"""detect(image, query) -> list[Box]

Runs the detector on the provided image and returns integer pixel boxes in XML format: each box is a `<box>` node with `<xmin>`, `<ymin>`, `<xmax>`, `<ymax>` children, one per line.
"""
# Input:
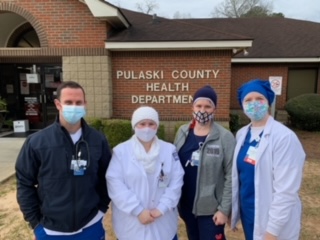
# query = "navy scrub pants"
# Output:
<box><xmin>179</xmin><ymin>208</ymin><xmax>226</xmax><ymax>240</ymax></box>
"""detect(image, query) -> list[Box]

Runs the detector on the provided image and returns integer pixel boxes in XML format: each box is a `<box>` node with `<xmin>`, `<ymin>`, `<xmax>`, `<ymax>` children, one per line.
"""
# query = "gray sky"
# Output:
<box><xmin>106</xmin><ymin>0</ymin><xmax>320</xmax><ymax>23</ymax></box>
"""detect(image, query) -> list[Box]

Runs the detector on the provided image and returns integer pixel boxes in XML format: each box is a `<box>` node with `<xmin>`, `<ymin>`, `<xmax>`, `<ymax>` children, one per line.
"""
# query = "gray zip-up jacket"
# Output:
<box><xmin>174</xmin><ymin>122</ymin><xmax>235</xmax><ymax>216</ymax></box>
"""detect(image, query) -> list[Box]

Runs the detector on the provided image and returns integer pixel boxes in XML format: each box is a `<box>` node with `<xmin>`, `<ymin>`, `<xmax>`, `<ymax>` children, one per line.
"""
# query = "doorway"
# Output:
<box><xmin>0</xmin><ymin>64</ymin><xmax>62</xmax><ymax>130</ymax></box>
<box><xmin>287</xmin><ymin>69</ymin><xmax>318</xmax><ymax>100</ymax></box>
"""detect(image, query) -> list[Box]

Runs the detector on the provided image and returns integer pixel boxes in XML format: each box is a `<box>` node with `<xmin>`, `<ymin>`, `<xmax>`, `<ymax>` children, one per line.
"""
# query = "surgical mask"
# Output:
<box><xmin>193</xmin><ymin>111</ymin><xmax>213</xmax><ymax>125</ymax></box>
<box><xmin>135</xmin><ymin>127</ymin><xmax>157</xmax><ymax>142</ymax></box>
<box><xmin>243</xmin><ymin>100</ymin><xmax>269</xmax><ymax>121</ymax></box>
<box><xmin>62</xmin><ymin>105</ymin><xmax>86</xmax><ymax>125</ymax></box>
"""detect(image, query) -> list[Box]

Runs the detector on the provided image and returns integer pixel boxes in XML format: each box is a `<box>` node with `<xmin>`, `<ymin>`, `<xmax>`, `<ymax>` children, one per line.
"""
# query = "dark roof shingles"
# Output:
<box><xmin>108</xmin><ymin>9</ymin><xmax>320</xmax><ymax>58</ymax></box>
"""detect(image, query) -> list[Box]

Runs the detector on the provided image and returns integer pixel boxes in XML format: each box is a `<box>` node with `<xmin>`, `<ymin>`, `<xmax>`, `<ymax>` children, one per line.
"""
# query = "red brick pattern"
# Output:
<box><xmin>231</xmin><ymin>63</ymin><xmax>320</xmax><ymax>109</ymax></box>
<box><xmin>112</xmin><ymin>50</ymin><xmax>232</xmax><ymax>121</ymax></box>
<box><xmin>231</xmin><ymin>63</ymin><xmax>288</xmax><ymax>109</ymax></box>
<box><xmin>0</xmin><ymin>0</ymin><xmax>107</xmax><ymax>48</ymax></box>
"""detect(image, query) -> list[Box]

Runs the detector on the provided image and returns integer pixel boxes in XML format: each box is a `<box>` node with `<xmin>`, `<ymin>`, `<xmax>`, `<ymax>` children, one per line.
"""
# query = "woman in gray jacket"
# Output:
<box><xmin>174</xmin><ymin>85</ymin><xmax>236</xmax><ymax>240</ymax></box>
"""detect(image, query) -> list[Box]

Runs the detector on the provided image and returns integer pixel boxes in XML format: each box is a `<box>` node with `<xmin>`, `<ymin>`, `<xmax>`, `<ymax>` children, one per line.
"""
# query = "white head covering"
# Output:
<box><xmin>131</xmin><ymin>106</ymin><xmax>159</xmax><ymax>129</ymax></box>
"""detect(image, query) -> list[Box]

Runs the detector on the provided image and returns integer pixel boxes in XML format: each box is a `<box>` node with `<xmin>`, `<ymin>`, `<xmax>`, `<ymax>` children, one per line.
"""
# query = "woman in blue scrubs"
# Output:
<box><xmin>230</xmin><ymin>79</ymin><xmax>305</xmax><ymax>240</ymax></box>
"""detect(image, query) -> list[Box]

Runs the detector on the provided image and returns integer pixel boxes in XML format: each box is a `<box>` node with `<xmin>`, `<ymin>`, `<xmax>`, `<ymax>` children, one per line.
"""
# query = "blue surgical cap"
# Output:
<box><xmin>237</xmin><ymin>79</ymin><xmax>275</xmax><ymax>107</ymax></box>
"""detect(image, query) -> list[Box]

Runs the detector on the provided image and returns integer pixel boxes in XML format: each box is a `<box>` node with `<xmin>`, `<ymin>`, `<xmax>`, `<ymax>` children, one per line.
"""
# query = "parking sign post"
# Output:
<box><xmin>269</xmin><ymin>76</ymin><xmax>283</xmax><ymax>118</ymax></box>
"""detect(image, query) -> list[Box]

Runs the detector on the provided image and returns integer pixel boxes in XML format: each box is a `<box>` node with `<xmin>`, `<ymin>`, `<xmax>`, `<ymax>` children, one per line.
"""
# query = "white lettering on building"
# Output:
<box><xmin>117</xmin><ymin>69</ymin><xmax>220</xmax><ymax>104</ymax></box>
<box><xmin>132</xmin><ymin>95</ymin><xmax>193</xmax><ymax>104</ymax></box>
<box><xmin>171</xmin><ymin>70</ymin><xmax>220</xmax><ymax>79</ymax></box>
<box><xmin>116</xmin><ymin>70</ymin><xmax>164</xmax><ymax>80</ymax></box>
<box><xmin>146</xmin><ymin>83</ymin><xmax>189</xmax><ymax>92</ymax></box>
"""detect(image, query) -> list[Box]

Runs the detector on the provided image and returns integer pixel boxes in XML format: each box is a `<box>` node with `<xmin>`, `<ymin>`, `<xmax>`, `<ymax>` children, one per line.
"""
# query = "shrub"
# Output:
<box><xmin>157</xmin><ymin>124</ymin><xmax>166</xmax><ymax>141</ymax></box>
<box><xmin>102</xmin><ymin>119</ymin><xmax>133</xmax><ymax>148</ymax></box>
<box><xmin>170</xmin><ymin>121</ymin><xmax>189</xmax><ymax>142</ymax></box>
<box><xmin>229</xmin><ymin>113</ymin><xmax>240</xmax><ymax>134</ymax></box>
<box><xmin>3</xmin><ymin>119</ymin><xmax>13</xmax><ymax>129</ymax></box>
<box><xmin>87</xmin><ymin>118</ymin><xmax>166</xmax><ymax>148</ymax></box>
<box><xmin>174</xmin><ymin>121</ymin><xmax>189</xmax><ymax>133</ymax></box>
<box><xmin>0</xmin><ymin>97</ymin><xmax>7</xmax><ymax>111</ymax></box>
<box><xmin>89</xmin><ymin>118</ymin><xmax>104</xmax><ymax>132</ymax></box>
<box><xmin>285</xmin><ymin>94</ymin><xmax>320</xmax><ymax>131</ymax></box>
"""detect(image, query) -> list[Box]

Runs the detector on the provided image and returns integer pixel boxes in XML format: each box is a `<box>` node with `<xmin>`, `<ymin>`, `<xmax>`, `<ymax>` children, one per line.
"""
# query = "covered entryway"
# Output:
<box><xmin>0</xmin><ymin>10</ymin><xmax>61</xmax><ymax>130</ymax></box>
<box><xmin>0</xmin><ymin>64</ymin><xmax>62</xmax><ymax>129</ymax></box>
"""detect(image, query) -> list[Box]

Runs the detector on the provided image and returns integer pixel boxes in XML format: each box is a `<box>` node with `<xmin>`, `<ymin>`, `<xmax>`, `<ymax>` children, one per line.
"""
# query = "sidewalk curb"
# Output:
<box><xmin>0</xmin><ymin>172</ymin><xmax>15</xmax><ymax>184</ymax></box>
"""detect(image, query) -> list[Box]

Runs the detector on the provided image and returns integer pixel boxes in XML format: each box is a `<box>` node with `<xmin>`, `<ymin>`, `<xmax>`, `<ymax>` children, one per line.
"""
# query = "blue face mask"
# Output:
<box><xmin>243</xmin><ymin>100</ymin><xmax>269</xmax><ymax>121</ymax></box>
<box><xmin>62</xmin><ymin>105</ymin><xmax>86</xmax><ymax>125</ymax></box>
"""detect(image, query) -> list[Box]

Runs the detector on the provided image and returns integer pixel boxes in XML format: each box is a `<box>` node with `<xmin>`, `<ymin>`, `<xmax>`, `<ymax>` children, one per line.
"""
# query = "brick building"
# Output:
<box><xmin>0</xmin><ymin>0</ymin><xmax>319</xmax><ymax>132</ymax></box>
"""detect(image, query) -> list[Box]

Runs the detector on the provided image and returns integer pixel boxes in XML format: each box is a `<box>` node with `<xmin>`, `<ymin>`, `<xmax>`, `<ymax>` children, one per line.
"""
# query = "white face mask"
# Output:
<box><xmin>134</xmin><ymin>127</ymin><xmax>157</xmax><ymax>142</ymax></box>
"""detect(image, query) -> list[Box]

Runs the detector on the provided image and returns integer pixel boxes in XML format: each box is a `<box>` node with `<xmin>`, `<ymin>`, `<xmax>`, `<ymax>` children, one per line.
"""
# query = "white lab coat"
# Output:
<box><xmin>231</xmin><ymin>116</ymin><xmax>305</xmax><ymax>240</ymax></box>
<box><xmin>106</xmin><ymin>137</ymin><xmax>184</xmax><ymax>240</ymax></box>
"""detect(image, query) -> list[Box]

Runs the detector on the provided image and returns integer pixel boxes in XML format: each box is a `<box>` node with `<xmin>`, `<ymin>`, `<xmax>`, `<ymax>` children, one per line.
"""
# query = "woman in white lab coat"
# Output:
<box><xmin>230</xmin><ymin>79</ymin><xmax>305</xmax><ymax>240</ymax></box>
<box><xmin>106</xmin><ymin>106</ymin><xmax>184</xmax><ymax>240</ymax></box>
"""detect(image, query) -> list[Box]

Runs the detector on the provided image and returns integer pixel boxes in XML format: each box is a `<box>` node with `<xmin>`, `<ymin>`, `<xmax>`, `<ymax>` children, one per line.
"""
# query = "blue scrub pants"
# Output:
<box><xmin>240</xmin><ymin>207</ymin><xmax>254</xmax><ymax>240</ymax></box>
<box><xmin>179</xmin><ymin>209</ymin><xmax>226</xmax><ymax>240</ymax></box>
<box><xmin>34</xmin><ymin>218</ymin><xmax>105</xmax><ymax>240</ymax></box>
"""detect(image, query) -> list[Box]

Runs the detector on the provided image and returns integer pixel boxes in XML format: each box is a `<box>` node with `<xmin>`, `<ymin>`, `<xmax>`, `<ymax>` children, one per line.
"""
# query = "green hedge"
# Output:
<box><xmin>87</xmin><ymin>118</ymin><xmax>165</xmax><ymax>148</ymax></box>
<box><xmin>87</xmin><ymin>118</ymin><xmax>235</xmax><ymax>147</ymax></box>
<box><xmin>229</xmin><ymin>113</ymin><xmax>241</xmax><ymax>135</ymax></box>
<box><xmin>285</xmin><ymin>93</ymin><xmax>320</xmax><ymax>131</ymax></box>
<box><xmin>174</xmin><ymin>121</ymin><xmax>188</xmax><ymax>133</ymax></box>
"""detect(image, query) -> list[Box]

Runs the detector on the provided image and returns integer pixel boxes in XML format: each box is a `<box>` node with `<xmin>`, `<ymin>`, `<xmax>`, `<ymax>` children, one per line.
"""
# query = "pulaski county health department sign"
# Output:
<box><xmin>116</xmin><ymin>69</ymin><xmax>220</xmax><ymax>104</ymax></box>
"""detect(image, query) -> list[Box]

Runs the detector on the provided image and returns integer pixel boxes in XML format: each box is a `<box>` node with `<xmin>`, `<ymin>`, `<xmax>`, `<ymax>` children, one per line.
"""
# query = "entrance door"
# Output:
<box><xmin>0</xmin><ymin>64</ymin><xmax>21</xmax><ymax>121</ymax></box>
<box><xmin>42</xmin><ymin>65</ymin><xmax>62</xmax><ymax>126</ymax></box>
<box><xmin>17</xmin><ymin>64</ymin><xmax>62</xmax><ymax>129</ymax></box>
<box><xmin>287</xmin><ymin>69</ymin><xmax>318</xmax><ymax>100</ymax></box>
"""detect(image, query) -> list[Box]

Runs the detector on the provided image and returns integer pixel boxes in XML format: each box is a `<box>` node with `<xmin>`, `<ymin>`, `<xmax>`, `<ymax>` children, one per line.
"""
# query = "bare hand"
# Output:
<box><xmin>150</xmin><ymin>209</ymin><xmax>163</xmax><ymax>219</ymax></box>
<box><xmin>138</xmin><ymin>209</ymin><xmax>154</xmax><ymax>225</ymax></box>
<box><xmin>213</xmin><ymin>211</ymin><xmax>228</xmax><ymax>225</ymax></box>
<box><xmin>232</xmin><ymin>226</ymin><xmax>238</xmax><ymax>232</ymax></box>
<box><xmin>264</xmin><ymin>232</ymin><xmax>277</xmax><ymax>240</ymax></box>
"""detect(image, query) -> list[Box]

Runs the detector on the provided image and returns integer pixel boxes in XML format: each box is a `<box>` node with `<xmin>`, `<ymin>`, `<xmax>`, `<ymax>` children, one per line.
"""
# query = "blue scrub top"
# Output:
<box><xmin>178</xmin><ymin>129</ymin><xmax>206</xmax><ymax>210</ymax></box>
<box><xmin>237</xmin><ymin>129</ymin><xmax>263</xmax><ymax>240</ymax></box>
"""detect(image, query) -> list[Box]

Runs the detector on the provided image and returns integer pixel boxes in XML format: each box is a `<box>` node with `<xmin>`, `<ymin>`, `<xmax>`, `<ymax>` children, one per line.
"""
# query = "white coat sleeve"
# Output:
<box><xmin>106</xmin><ymin>149</ymin><xmax>144</xmax><ymax>216</ymax></box>
<box><xmin>266</xmin><ymin>131</ymin><xmax>305</xmax><ymax>236</ymax></box>
<box><xmin>156</xmin><ymin>149</ymin><xmax>184</xmax><ymax>214</ymax></box>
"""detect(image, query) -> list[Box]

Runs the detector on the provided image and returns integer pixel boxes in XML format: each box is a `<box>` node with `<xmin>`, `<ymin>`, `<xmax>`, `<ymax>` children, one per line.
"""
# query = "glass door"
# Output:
<box><xmin>41</xmin><ymin>65</ymin><xmax>62</xmax><ymax>126</ymax></box>
<box><xmin>18</xmin><ymin>64</ymin><xmax>42</xmax><ymax>129</ymax></box>
<box><xmin>17</xmin><ymin>64</ymin><xmax>62</xmax><ymax>129</ymax></box>
<box><xmin>0</xmin><ymin>64</ymin><xmax>21</xmax><ymax>121</ymax></box>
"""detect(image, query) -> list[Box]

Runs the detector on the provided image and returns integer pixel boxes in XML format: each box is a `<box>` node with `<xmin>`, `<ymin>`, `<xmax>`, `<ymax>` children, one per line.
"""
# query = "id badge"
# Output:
<box><xmin>244</xmin><ymin>146</ymin><xmax>258</xmax><ymax>165</ymax></box>
<box><xmin>73</xmin><ymin>168</ymin><xmax>84</xmax><ymax>176</ymax></box>
<box><xmin>70</xmin><ymin>160</ymin><xmax>87</xmax><ymax>176</ymax></box>
<box><xmin>158</xmin><ymin>176</ymin><xmax>169</xmax><ymax>188</ymax></box>
<box><xmin>190</xmin><ymin>150</ymin><xmax>200</xmax><ymax>167</ymax></box>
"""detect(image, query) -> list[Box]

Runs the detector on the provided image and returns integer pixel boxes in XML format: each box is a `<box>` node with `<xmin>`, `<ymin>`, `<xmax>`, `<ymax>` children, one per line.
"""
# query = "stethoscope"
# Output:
<box><xmin>74</xmin><ymin>136</ymin><xmax>91</xmax><ymax>170</ymax></box>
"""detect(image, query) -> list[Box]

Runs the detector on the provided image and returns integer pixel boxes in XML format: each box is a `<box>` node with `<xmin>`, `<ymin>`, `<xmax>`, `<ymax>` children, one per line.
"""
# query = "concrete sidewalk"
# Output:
<box><xmin>0</xmin><ymin>134</ymin><xmax>26</xmax><ymax>183</ymax></box>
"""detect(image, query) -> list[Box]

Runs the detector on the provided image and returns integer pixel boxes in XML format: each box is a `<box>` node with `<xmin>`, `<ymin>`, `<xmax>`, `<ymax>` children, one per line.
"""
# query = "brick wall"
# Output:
<box><xmin>230</xmin><ymin>63</ymin><xmax>288</xmax><ymax>109</ymax></box>
<box><xmin>112</xmin><ymin>50</ymin><xmax>232</xmax><ymax>121</ymax></box>
<box><xmin>0</xmin><ymin>0</ymin><xmax>107</xmax><ymax>48</ymax></box>
<box><xmin>231</xmin><ymin>62</ymin><xmax>320</xmax><ymax>110</ymax></box>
